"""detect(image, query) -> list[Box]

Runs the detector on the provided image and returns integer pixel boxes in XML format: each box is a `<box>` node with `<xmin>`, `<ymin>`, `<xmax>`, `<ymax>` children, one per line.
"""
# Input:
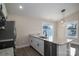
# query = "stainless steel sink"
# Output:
<box><xmin>39</xmin><ymin>36</ymin><xmax>47</xmax><ymax>39</ymax></box>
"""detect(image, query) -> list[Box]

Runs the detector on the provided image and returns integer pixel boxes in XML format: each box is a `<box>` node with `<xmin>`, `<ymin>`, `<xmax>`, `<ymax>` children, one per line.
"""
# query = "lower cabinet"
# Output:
<box><xmin>44</xmin><ymin>40</ymin><xmax>70</xmax><ymax>56</ymax></box>
<box><xmin>57</xmin><ymin>43</ymin><xmax>70</xmax><ymax>56</ymax></box>
<box><xmin>44</xmin><ymin>40</ymin><xmax>50</xmax><ymax>56</ymax></box>
<box><xmin>0</xmin><ymin>47</ymin><xmax>14</xmax><ymax>56</ymax></box>
<box><xmin>30</xmin><ymin>35</ymin><xmax>70</xmax><ymax>56</ymax></box>
<box><xmin>30</xmin><ymin>36</ymin><xmax>44</xmax><ymax>55</ymax></box>
<box><xmin>44</xmin><ymin>40</ymin><xmax>57</xmax><ymax>56</ymax></box>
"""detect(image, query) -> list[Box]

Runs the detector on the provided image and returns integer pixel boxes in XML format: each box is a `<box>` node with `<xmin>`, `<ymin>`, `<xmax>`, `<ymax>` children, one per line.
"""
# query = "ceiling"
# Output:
<box><xmin>6</xmin><ymin>3</ymin><xmax>79</xmax><ymax>21</ymax></box>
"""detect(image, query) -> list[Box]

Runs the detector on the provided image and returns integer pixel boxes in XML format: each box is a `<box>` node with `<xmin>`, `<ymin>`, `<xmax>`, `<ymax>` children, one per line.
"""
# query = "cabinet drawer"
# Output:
<box><xmin>0</xmin><ymin>41</ymin><xmax>14</xmax><ymax>49</ymax></box>
<box><xmin>0</xmin><ymin>47</ymin><xmax>14</xmax><ymax>56</ymax></box>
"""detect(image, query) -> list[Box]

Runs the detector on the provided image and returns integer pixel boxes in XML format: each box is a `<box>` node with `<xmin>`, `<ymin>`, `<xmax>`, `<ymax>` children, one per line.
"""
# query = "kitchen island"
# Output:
<box><xmin>29</xmin><ymin>35</ymin><xmax>71</xmax><ymax>56</ymax></box>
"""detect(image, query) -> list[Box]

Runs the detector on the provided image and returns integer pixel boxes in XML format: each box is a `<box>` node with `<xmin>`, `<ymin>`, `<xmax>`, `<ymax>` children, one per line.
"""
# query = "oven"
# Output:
<box><xmin>0</xmin><ymin>39</ymin><xmax>15</xmax><ymax>56</ymax></box>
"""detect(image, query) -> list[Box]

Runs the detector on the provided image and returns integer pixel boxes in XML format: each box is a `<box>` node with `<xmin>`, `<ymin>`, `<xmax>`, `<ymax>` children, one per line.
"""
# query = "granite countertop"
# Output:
<box><xmin>30</xmin><ymin>34</ymin><xmax>79</xmax><ymax>45</ymax></box>
<box><xmin>30</xmin><ymin>35</ymin><xmax>70</xmax><ymax>45</ymax></box>
<box><xmin>70</xmin><ymin>39</ymin><xmax>79</xmax><ymax>45</ymax></box>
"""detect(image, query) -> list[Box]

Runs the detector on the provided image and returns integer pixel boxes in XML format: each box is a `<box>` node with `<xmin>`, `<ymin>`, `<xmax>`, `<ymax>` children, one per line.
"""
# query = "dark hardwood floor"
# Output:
<box><xmin>15</xmin><ymin>46</ymin><xmax>41</xmax><ymax>56</ymax></box>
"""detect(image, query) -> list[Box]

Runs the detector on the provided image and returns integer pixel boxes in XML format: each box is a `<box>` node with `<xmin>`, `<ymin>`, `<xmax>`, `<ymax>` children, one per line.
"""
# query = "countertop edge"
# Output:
<box><xmin>30</xmin><ymin>35</ymin><xmax>70</xmax><ymax>45</ymax></box>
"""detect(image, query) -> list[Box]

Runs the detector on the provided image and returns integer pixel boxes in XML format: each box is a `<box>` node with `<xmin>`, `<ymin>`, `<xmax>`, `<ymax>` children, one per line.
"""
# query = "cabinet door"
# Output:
<box><xmin>44</xmin><ymin>40</ymin><xmax>57</xmax><ymax>56</ymax></box>
<box><xmin>38</xmin><ymin>40</ymin><xmax>44</xmax><ymax>52</ymax></box>
<box><xmin>57</xmin><ymin>44</ymin><xmax>68</xmax><ymax>56</ymax></box>
<box><xmin>0</xmin><ymin>47</ymin><xmax>14</xmax><ymax>56</ymax></box>
<box><xmin>44</xmin><ymin>40</ymin><xmax>50</xmax><ymax>56</ymax></box>
<box><xmin>36</xmin><ymin>39</ymin><xmax>44</xmax><ymax>55</ymax></box>
<box><xmin>52</xmin><ymin>43</ymin><xmax>57</xmax><ymax>56</ymax></box>
<box><xmin>31</xmin><ymin>37</ymin><xmax>37</xmax><ymax>50</ymax></box>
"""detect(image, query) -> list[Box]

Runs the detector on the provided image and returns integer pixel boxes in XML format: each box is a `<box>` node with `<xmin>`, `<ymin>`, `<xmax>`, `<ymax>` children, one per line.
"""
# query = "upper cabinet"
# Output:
<box><xmin>0</xmin><ymin>3</ymin><xmax>7</xmax><ymax>19</ymax></box>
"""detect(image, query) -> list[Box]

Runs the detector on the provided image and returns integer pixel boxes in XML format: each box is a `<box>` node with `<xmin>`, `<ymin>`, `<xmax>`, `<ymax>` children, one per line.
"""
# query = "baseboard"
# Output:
<box><xmin>16</xmin><ymin>44</ymin><xmax>30</xmax><ymax>48</ymax></box>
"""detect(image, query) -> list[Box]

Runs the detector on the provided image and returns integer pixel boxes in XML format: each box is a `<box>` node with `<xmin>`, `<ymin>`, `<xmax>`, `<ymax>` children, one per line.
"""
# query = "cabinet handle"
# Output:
<box><xmin>0</xmin><ymin>4</ymin><xmax>2</xmax><ymax>10</ymax></box>
<box><xmin>31</xmin><ymin>40</ymin><xmax>32</xmax><ymax>42</ymax></box>
<box><xmin>37</xmin><ymin>43</ymin><xmax>39</xmax><ymax>47</ymax></box>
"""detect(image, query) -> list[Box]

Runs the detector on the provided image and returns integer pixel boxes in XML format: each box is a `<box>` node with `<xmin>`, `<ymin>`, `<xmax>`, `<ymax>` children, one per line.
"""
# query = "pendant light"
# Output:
<box><xmin>60</xmin><ymin>9</ymin><xmax>66</xmax><ymax>23</ymax></box>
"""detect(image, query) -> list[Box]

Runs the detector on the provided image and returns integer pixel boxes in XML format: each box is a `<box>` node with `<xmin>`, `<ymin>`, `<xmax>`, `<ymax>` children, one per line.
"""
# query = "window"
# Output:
<box><xmin>42</xmin><ymin>22</ymin><xmax>54</xmax><ymax>41</ymax></box>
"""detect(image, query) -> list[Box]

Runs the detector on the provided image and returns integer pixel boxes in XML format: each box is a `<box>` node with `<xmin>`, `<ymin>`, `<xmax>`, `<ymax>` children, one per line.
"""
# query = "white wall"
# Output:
<box><xmin>57</xmin><ymin>11</ymin><xmax>79</xmax><ymax>42</ymax></box>
<box><xmin>7</xmin><ymin>11</ymin><xmax>79</xmax><ymax>48</ymax></box>
<box><xmin>7</xmin><ymin>14</ymin><xmax>57</xmax><ymax>48</ymax></box>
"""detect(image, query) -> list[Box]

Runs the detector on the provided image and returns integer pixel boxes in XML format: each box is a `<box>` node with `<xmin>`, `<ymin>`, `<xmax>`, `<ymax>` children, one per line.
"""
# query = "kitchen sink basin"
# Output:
<box><xmin>39</xmin><ymin>36</ymin><xmax>47</xmax><ymax>39</ymax></box>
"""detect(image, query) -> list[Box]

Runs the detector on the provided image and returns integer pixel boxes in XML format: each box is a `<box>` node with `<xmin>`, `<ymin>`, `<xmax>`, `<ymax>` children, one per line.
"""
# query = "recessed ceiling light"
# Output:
<box><xmin>60</xmin><ymin>20</ymin><xmax>64</xmax><ymax>23</ymax></box>
<box><xmin>19</xmin><ymin>5</ymin><xmax>23</xmax><ymax>9</ymax></box>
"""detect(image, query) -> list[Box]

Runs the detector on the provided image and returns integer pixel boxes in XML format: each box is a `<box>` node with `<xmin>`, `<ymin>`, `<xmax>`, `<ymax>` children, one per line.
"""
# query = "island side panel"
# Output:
<box><xmin>57</xmin><ymin>43</ymin><xmax>70</xmax><ymax>56</ymax></box>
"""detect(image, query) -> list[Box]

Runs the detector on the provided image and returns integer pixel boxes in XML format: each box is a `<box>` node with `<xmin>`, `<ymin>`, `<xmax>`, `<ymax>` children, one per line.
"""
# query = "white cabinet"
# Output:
<box><xmin>0</xmin><ymin>47</ymin><xmax>14</xmax><ymax>56</ymax></box>
<box><xmin>31</xmin><ymin>37</ymin><xmax>37</xmax><ymax>50</ymax></box>
<box><xmin>57</xmin><ymin>43</ymin><xmax>70</xmax><ymax>56</ymax></box>
<box><xmin>30</xmin><ymin>36</ymin><xmax>44</xmax><ymax>55</ymax></box>
<box><xmin>30</xmin><ymin>36</ymin><xmax>70</xmax><ymax>56</ymax></box>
